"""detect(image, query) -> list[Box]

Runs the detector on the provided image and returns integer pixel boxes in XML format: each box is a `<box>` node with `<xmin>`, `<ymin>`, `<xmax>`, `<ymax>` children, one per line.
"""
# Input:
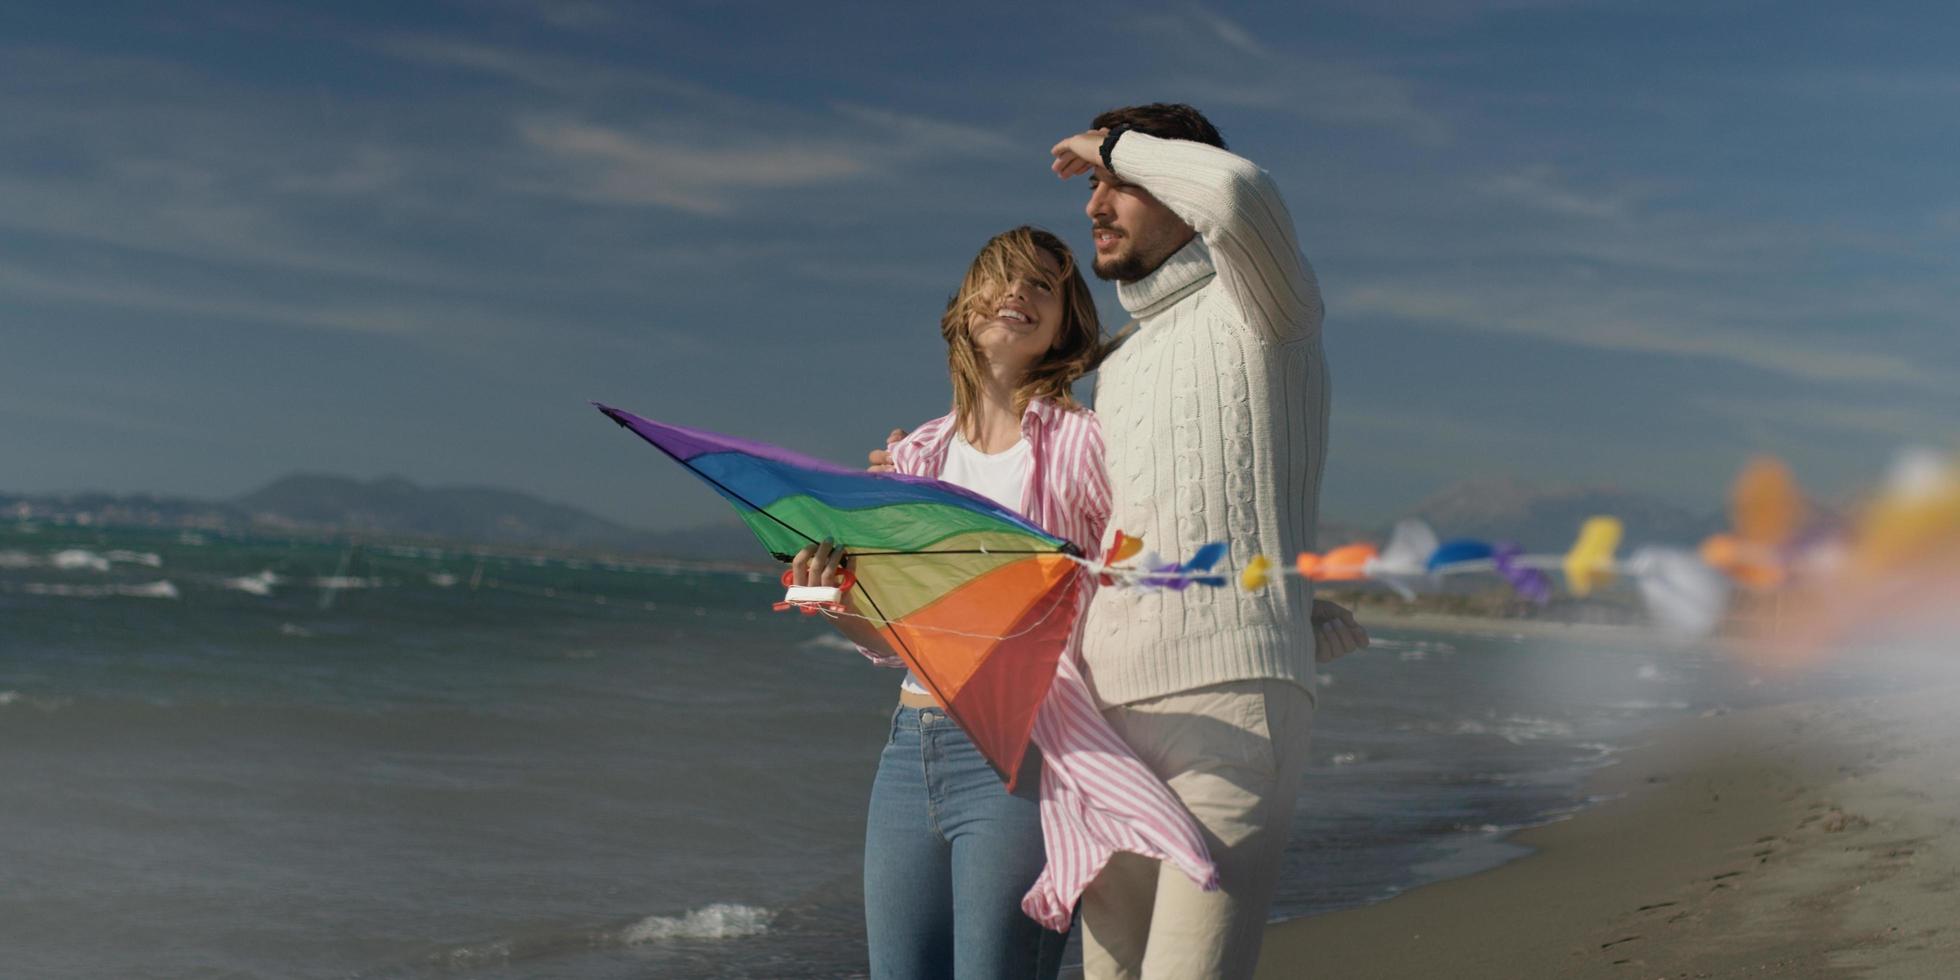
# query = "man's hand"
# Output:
<box><xmin>1311</xmin><ymin>599</ymin><xmax>1370</xmax><ymax>663</ymax></box>
<box><xmin>790</xmin><ymin>538</ymin><xmax>846</xmax><ymax>587</ymax></box>
<box><xmin>867</xmin><ymin>428</ymin><xmax>907</xmax><ymax>473</ymax></box>
<box><xmin>1051</xmin><ymin>129</ymin><xmax>1108</xmax><ymax>180</ymax></box>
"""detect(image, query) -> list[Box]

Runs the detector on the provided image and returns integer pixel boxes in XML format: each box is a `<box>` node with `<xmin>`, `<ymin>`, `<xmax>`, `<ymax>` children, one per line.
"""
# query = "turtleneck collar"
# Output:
<box><xmin>1115</xmin><ymin>236</ymin><xmax>1217</xmax><ymax>319</ymax></box>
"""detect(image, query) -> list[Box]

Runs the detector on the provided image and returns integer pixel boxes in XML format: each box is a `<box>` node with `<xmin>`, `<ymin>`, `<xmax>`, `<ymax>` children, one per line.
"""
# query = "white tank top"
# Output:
<box><xmin>900</xmin><ymin>433</ymin><xmax>1032</xmax><ymax>695</ymax></box>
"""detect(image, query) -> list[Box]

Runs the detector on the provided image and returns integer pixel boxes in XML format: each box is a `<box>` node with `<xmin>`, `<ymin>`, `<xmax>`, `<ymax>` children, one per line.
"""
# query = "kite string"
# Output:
<box><xmin>809</xmin><ymin>546</ymin><xmax>1309</xmax><ymax>643</ymax></box>
<box><xmin>1051</xmin><ymin>549</ymin><xmax>1635</xmax><ymax>588</ymax></box>
<box><xmin>818</xmin><ymin>565</ymin><xmax>1086</xmax><ymax>642</ymax></box>
<box><xmin>358</xmin><ymin>546</ymin><xmax>1628</xmax><ymax>647</ymax></box>
<box><xmin>817</xmin><ymin>550</ymin><xmax>1223</xmax><ymax>643</ymax></box>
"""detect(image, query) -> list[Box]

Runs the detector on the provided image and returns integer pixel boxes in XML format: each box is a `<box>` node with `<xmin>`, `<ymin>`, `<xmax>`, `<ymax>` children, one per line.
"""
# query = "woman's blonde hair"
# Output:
<box><xmin>941</xmin><ymin>226</ymin><xmax>1102</xmax><ymax>429</ymax></box>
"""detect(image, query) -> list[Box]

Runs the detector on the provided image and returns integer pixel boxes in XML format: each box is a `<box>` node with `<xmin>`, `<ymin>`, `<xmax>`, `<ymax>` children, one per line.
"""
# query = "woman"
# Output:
<box><xmin>791</xmin><ymin>227</ymin><xmax>1217</xmax><ymax>980</ymax></box>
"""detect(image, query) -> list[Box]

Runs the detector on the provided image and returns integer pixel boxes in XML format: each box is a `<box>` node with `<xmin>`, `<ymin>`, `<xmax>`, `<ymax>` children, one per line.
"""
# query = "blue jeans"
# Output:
<box><xmin>863</xmin><ymin>704</ymin><xmax>1067</xmax><ymax>980</ymax></box>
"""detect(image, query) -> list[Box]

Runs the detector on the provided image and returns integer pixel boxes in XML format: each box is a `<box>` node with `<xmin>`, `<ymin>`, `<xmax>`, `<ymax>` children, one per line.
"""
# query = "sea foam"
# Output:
<box><xmin>223</xmin><ymin>570</ymin><xmax>281</xmax><ymax>595</ymax></box>
<box><xmin>312</xmin><ymin>576</ymin><xmax>383</xmax><ymax>589</ymax></box>
<box><xmin>799</xmin><ymin>634</ymin><xmax>862</xmax><ymax>654</ymax></box>
<box><xmin>21</xmin><ymin>580</ymin><xmax>180</xmax><ymax>599</ymax></box>
<box><xmin>620</xmin><ymin>903</ymin><xmax>774</xmax><ymax>944</ymax></box>
<box><xmin>49</xmin><ymin>549</ymin><xmax>111</xmax><ymax>572</ymax></box>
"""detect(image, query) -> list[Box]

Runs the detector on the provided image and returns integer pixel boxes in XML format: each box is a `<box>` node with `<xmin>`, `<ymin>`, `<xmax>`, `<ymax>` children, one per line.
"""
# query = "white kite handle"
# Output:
<box><xmin>783</xmin><ymin>585</ymin><xmax>844</xmax><ymax>605</ymax></box>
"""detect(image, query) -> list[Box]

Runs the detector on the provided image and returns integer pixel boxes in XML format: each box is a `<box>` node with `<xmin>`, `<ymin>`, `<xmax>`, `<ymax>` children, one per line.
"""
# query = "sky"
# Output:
<box><xmin>2</xmin><ymin>0</ymin><xmax>1954</xmax><ymax>532</ymax></box>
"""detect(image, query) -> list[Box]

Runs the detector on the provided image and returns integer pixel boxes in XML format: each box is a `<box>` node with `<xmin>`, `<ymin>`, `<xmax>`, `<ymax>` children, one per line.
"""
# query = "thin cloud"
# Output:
<box><xmin>0</xmin><ymin>48</ymin><xmax>492</xmax><ymax>289</ymax></box>
<box><xmin>514</xmin><ymin>116</ymin><xmax>872</xmax><ymax>214</ymax></box>
<box><xmin>377</xmin><ymin>35</ymin><xmax>1023</xmax><ymax>214</ymax></box>
<box><xmin>1314</xmin><ymin>152</ymin><xmax>1958</xmax><ymax>393</ymax></box>
<box><xmin>373</xmin><ymin>34</ymin><xmax>712</xmax><ymax>101</ymax></box>
<box><xmin>1476</xmin><ymin>165</ymin><xmax>1644</xmax><ymax>220</ymax></box>
<box><xmin>1691</xmin><ymin>395</ymin><xmax>1954</xmax><ymax>442</ymax></box>
<box><xmin>0</xmin><ymin>259</ymin><xmax>423</xmax><ymax>335</ymax></box>
<box><xmin>0</xmin><ymin>250</ymin><xmax>705</xmax><ymax>354</ymax></box>
<box><xmin>511</xmin><ymin>103</ymin><xmax>1019</xmax><ymax>214</ymax></box>
<box><xmin>827</xmin><ymin>103</ymin><xmax>1017</xmax><ymax>156</ymax></box>
<box><xmin>1189</xmin><ymin>5</ymin><xmax>1271</xmax><ymax>59</ymax></box>
<box><xmin>1339</xmin><ymin>279</ymin><xmax>1939</xmax><ymax>389</ymax></box>
<box><xmin>1126</xmin><ymin>6</ymin><xmax>1451</xmax><ymax>144</ymax></box>
<box><xmin>378</xmin><ymin>36</ymin><xmax>589</xmax><ymax>91</ymax></box>
<box><xmin>1313</xmin><ymin>0</ymin><xmax>1616</xmax><ymax>24</ymax></box>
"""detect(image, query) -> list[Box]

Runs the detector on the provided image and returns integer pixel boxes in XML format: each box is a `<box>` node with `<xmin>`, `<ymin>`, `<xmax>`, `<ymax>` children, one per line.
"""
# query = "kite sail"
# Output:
<box><xmin>596</xmin><ymin>404</ymin><xmax>1082</xmax><ymax>789</ymax></box>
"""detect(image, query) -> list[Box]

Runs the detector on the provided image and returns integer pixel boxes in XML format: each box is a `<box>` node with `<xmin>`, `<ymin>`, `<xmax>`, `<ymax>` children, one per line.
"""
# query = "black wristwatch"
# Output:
<box><xmin>1099</xmin><ymin>125</ymin><xmax>1131</xmax><ymax>173</ymax></box>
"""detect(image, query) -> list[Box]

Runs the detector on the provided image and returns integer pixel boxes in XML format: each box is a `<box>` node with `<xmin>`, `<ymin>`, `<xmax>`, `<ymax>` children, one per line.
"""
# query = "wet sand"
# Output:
<box><xmin>1258</xmin><ymin>686</ymin><xmax>1960</xmax><ymax>979</ymax></box>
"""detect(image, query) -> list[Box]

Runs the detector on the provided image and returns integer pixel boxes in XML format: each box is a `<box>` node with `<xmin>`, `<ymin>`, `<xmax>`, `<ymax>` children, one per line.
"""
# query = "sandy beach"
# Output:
<box><xmin>1258</xmin><ymin>682</ymin><xmax>1960</xmax><ymax>979</ymax></box>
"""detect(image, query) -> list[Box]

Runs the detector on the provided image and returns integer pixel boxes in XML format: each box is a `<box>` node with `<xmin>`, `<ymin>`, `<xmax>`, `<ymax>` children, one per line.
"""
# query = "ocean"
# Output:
<box><xmin>0</xmin><ymin>523</ymin><xmax>1876</xmax><ymax>979</ymax></box>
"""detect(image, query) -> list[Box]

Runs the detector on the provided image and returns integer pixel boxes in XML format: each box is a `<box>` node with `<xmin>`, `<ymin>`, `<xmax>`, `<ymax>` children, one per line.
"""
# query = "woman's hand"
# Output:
<box><xmin>867</xmin><ymin>428</ymin><xmax>908</xmax><ymax>473</ymax></box>
<box><xmin>790</xmin><ymin>538</ymin><xmax>847</xmax><ymax>587</ymax></box>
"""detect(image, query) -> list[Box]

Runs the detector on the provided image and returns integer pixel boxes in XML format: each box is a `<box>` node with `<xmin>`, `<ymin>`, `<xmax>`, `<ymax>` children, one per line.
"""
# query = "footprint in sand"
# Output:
<box><xmin>1820</xmin><ymin>809</ymin><xmax>1870</xmax><ymax>833</ymax></box>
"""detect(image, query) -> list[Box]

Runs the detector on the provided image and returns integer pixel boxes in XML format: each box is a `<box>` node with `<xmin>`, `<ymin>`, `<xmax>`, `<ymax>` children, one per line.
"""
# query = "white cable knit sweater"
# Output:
<box><xmin>1079</xmin><ymin>131</ymin><xmax>1330</xmax><ymax>708</ymax></box>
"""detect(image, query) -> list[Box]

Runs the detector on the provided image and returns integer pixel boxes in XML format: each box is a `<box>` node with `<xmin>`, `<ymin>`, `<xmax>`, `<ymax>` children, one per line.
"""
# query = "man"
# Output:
<box><xmin>1044</xmin><ymin>103</ymin><xmax>1357</xmax><ymax>980</ymax></box>
<box><xmin>875</xmin><ymin>103</ymin><xmax>1364</xmax><ymax>979</ymax></box>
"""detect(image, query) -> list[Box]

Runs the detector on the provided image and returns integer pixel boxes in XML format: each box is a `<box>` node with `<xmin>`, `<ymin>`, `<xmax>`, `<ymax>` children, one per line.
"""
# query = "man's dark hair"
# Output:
<box><xmin>1090</xmin><ymin>103</ymin><xmax>1226</xmax><ymax>150</ymax></box>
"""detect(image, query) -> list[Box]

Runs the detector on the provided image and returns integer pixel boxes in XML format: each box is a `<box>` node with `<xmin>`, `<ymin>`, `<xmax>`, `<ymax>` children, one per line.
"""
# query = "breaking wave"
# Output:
<box><xmin>619</xmin><ymin>903</ymin><xmax>775</xmax><ymax>943</ymax></box>
<box><xmin>20</xmin><ymin>580</ymin><xmax>179</xmax><ymax>599</ymax></box>
<box><xmin>422</xmin><ymin>903</ymin><xmax>775</xmax><ymax>974</ymax></box>
<box><xmin>799</xmin><ymin>634</ymin><xmax>862</xmax><ymax>654</ymax></box>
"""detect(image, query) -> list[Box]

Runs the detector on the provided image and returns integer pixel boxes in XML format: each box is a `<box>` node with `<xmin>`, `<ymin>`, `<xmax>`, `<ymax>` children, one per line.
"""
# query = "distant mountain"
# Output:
<box><xmin>234</xmin><ymin>474</ymin><xmax>774</xmax><ymax>560</ymax></box>
<box><xmin>237</xmin><ymin>474</ymin><xmax>634</xmax><ymax>548</ymax></box>
<box><xmin>6</xmin><ymin>475</ymin><xmax>765</xmax><ymax>562</ymax></box>
<box><xmin>1399</xmin><ymin>477</ymin><xmax>1723</xmax><ymax>550</ymax></box>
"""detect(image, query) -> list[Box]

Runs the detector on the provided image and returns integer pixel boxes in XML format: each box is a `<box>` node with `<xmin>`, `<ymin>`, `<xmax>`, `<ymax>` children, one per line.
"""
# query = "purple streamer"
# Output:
<box><xmin>1493</xmin><ymin>542</ymin><xmax>1552</xmax><ymax>605</ymax></box>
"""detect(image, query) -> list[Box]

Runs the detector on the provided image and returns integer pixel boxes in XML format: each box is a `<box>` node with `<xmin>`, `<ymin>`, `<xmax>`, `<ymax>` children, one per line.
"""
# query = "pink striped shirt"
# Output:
<box><xmin>877</xmin><ymin>398</ymin><xmax>1218</xmax><ymax>931</ymax></box>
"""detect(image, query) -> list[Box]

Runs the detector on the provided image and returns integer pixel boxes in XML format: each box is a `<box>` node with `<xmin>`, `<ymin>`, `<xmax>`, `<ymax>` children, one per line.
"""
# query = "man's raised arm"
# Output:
<box><xmin>1106</xmin><ymin>130</ymin><xmax>1323</xmax><ymax>345</ymax></box>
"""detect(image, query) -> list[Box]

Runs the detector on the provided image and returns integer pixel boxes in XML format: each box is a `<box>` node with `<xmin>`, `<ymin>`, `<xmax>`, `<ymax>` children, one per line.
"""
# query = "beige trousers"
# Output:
<box><xmin>1081</xmin><ymin>679</ymin><xmax>1316</xmax><ymax>980</ymax></box>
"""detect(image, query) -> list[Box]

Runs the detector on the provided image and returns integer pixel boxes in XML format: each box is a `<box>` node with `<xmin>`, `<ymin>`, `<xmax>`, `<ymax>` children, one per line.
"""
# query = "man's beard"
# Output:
<box><xmin>1092</xmin><ymin>248</ymin><xmax>1159</xmax><ymax>283</ymax></box>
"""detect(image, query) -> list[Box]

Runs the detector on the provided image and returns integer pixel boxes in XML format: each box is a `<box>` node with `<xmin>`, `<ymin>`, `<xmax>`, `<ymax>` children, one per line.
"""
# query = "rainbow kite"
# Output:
<box><xmin>597</xmin><ymin>404</ymin><xmax>1082</xmax><ymax>789</ymax></box>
